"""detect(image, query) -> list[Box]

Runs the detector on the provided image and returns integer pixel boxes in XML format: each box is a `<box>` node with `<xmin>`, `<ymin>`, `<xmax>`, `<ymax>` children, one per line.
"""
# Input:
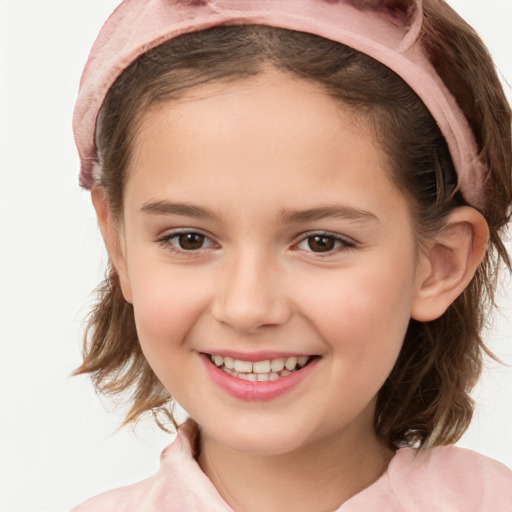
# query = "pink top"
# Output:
<box><xmin>72</xmin><ymin>422</ymin><xmax>512</xmax><ymax>511</ymax></box>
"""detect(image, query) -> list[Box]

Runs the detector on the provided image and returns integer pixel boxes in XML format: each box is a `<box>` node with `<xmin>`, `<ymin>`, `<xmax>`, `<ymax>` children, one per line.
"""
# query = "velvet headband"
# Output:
<box><xmin>73</xmin><ymin>0</ymin><xmax>485</xmax><ymax>208</ymax></box>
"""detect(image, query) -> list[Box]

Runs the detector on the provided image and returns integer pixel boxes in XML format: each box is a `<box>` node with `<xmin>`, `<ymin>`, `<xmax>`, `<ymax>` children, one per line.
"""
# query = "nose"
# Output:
<box><xmin>211</xmin><ymin>251</ymin><xmax>292</xmax><ymax>334</ymax></box>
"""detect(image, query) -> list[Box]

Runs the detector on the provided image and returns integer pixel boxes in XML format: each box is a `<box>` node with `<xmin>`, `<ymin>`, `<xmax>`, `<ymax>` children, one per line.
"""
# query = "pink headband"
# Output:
<box><xmin>73</xmin><ymin>0</ymin><xmax>485</xmax><ymax>208</ymax></box>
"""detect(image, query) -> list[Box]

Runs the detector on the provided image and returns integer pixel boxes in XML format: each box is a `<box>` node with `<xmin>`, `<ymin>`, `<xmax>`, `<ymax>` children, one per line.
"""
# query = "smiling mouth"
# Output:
<box><xmin>206</xmin><ymin>354</ymin><xmax>317</xmax><ymax>382</ymax></box>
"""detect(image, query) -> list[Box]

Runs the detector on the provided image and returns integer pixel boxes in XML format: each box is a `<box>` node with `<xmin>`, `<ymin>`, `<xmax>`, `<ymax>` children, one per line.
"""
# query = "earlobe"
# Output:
<box><xmin>91</xmin><ymin>187</ymin><xmax>133</xmax><ymax>304</ymax></box>
<box><xmin>411</xmin><ymin>207</ymin><xmax>489</xmax><ymax>322</ymax></box>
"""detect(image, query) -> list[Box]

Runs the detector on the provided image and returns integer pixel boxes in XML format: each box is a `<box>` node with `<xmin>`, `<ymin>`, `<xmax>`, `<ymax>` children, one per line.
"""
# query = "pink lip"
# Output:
<box><xmin>200</xmin><ymin>353</ymin><xmax>320</xmax><ymax>401</ymax></box>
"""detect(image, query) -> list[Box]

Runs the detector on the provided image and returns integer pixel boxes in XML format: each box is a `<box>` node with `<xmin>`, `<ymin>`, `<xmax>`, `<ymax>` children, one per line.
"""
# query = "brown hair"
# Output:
<box><xmin>75</xmin><ymin>0</ymin><xmax>512</xmax><ymax>447</ymax></box>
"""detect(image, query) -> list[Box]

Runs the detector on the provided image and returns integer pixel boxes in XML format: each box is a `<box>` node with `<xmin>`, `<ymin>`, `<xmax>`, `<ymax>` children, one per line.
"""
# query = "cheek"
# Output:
<box><xmin>127</xmin><ymin>268</ymin><xmax>209</xmax><ymax>401</ymax></box>
<box><xmin>299</xmin><ymin>260</ymin><xmax>416</xmax><ymax>372</ymax></box>
<box><xmin>128</xmin><ymin>264</ymin><xmax>208</xmax><ymax>356</ymax></box>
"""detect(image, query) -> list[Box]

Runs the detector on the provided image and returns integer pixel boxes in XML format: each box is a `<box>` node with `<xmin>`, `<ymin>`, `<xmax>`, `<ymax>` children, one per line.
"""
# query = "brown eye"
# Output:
<box><xmin>178</xmin><ymin>233</ymin><xmax>206</xmax><ymax>250</ymax></box>
<box><xmin>307</xmin><ymin>235</ymin><xmax>336</xmax><ymax>253</ymax></box>
<box><xmin>296</xmin><ymin>232</ymin><xmax>353</xmax><ymax>255</ymax></box>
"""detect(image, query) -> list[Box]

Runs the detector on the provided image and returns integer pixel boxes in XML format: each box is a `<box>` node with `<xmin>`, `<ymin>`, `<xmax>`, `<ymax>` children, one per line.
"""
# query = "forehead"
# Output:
<box><xmin>125</xmin><ymin>69</ymin><xmax>406</xmax><ymax>220</ymax></box>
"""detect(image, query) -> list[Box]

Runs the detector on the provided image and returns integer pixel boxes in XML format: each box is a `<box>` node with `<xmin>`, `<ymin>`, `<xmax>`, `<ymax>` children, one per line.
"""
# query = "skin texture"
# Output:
<box><xmin>93</xmin><ymin>69</ymin><xmax>489</xmax><ymax>511</ymax></box>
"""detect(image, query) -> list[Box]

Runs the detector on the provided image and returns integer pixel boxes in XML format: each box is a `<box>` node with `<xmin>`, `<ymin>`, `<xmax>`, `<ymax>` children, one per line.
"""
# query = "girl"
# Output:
<box><xmin>71</xmin><ymin>0</ymin><xmax>512</xmax><ymax>510</ymax></box>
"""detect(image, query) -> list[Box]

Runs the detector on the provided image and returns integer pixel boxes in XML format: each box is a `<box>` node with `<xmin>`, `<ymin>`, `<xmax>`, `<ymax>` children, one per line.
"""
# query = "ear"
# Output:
<box><xmin>411</xmin><ymin>207</ymin><xmax>489</xmax><ymax>322</ymax></box>
<box><xmin>91</xmin><ymin>187</ymin><xmax>133</xmax><ymax>304</ymax></box>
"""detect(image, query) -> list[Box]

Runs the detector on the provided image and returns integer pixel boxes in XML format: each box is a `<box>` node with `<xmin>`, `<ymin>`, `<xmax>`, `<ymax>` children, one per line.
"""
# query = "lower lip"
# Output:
<box><xmin>200</xmin><ymin>354</ymin><xmax>320</xmax><ymax>401</ymax></box>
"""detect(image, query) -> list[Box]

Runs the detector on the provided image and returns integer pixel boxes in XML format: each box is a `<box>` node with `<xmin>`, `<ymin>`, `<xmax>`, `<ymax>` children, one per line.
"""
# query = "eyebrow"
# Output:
<box><xmin>279</xmin><ymin>205</ymin><xmax>379</xmax><ymax>224</ymax></box>
<box><xmin>141</xmin><ymin>200</ymin><xmax>219</xmax><ymax>219</ymax></box>
<box><xmin>140</xmin><ymin>200</ymin><xmax>379</xmax><ymax>225</ymax></box>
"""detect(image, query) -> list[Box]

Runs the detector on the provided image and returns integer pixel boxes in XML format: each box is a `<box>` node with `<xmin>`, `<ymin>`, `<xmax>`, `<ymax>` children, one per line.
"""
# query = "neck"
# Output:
<box><xmin>197</xmin><ymin>411</ymin><xmax>394</xmax><ymax>512</ymax></box>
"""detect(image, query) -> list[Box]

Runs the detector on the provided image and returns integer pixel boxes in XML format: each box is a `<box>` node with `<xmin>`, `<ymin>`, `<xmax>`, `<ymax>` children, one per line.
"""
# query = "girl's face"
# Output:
<box><xmin>115</xmin><ymin>69</ymin><xmax>427</xmax><ymax>456</ymax></box>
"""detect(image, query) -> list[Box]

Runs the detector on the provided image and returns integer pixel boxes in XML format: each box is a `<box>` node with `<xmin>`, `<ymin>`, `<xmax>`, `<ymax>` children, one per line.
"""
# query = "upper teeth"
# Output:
<box><xmin>210</xmin><ymin>354</ymin><xmax>310</xmax><ymax>373</ymax></box>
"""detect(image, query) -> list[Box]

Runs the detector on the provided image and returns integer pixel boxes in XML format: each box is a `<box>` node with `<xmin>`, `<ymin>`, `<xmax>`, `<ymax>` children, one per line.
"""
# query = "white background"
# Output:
<box><xmin>0</xmin><ymin>1</ymin><xmax>511</xmax><ymax>511</ymax></box>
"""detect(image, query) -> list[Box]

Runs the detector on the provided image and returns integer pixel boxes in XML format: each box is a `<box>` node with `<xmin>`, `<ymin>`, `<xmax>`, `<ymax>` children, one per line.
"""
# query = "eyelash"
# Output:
<box><xmin>295</xmin><ymin>231</ymin><xmax>356</xmax><ymax>256</ymax></box>
<box><xmin>157</xmin><ymin>230</ymin><xmax>356</xmax><ymax>256</ymax></box>
<box><xmin>157</xmin><ymin>230</ymin><xmax>216</xmax><ymax>255</ymax></box>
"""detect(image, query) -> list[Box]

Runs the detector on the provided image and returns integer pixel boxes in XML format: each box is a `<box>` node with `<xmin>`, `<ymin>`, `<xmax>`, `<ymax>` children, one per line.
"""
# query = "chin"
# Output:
<box><xmin>198</xmin><ymin>415</ymin><xmax>318</xmax><ymax>457</ymax></box>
